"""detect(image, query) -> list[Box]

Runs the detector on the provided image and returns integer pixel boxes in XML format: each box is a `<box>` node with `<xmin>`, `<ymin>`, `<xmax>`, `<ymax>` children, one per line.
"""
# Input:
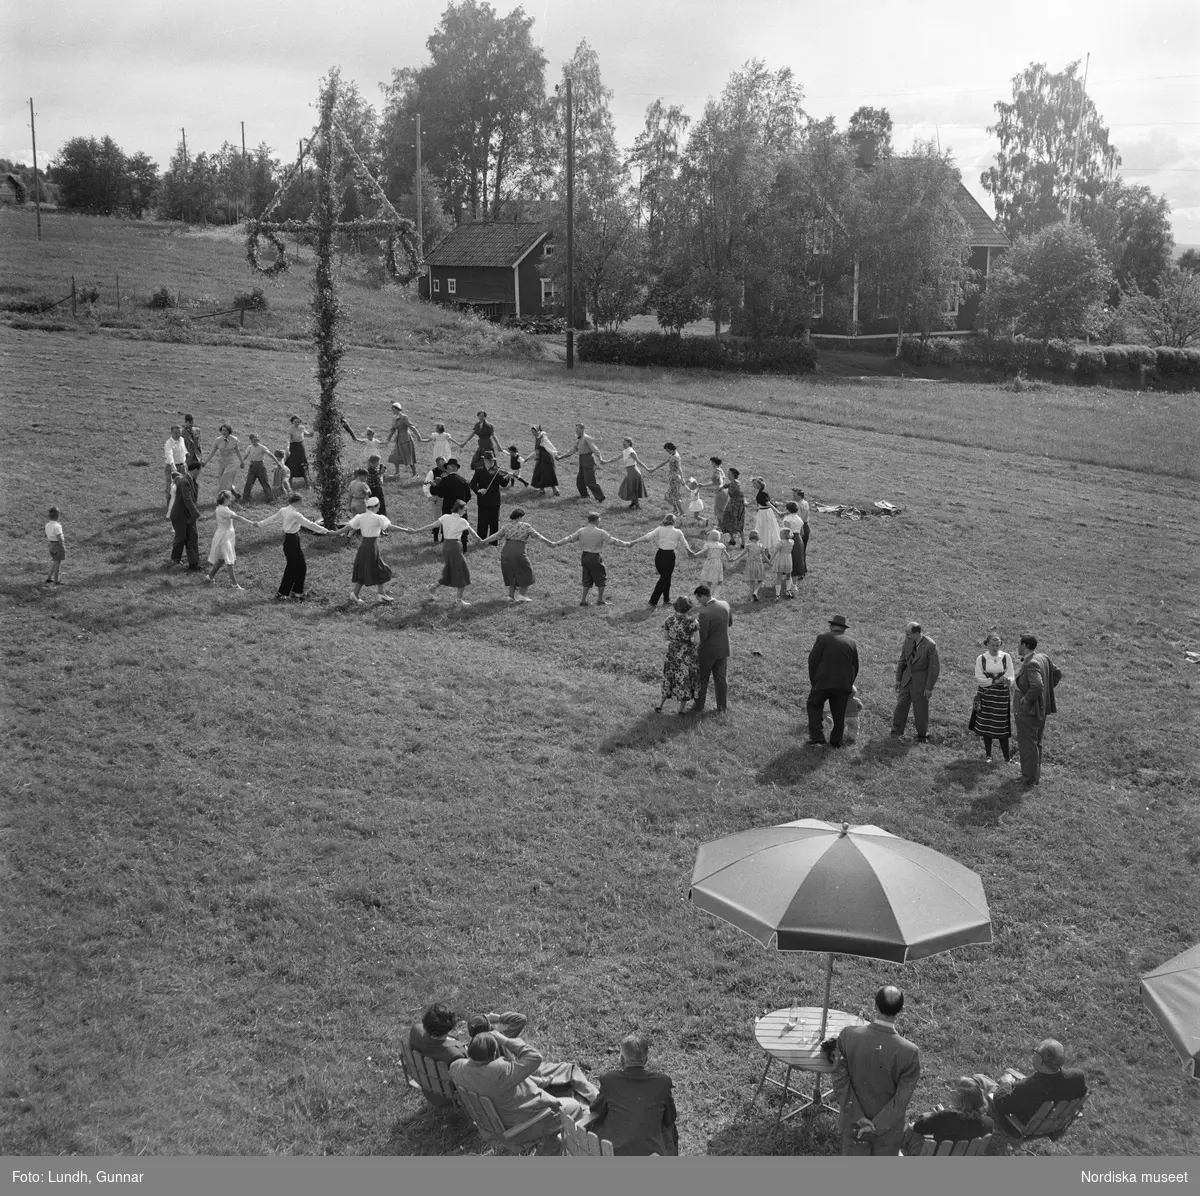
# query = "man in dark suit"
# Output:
<box><xmin>469</xmin><ymin>453</ymin><xmax>511</xmax><ymax>541</ymax></box>
<box><xmin>891</xmin><ymin>620</ymin><xmax>941</xmax><ymax>742</ymax></box>
<box><xmin>985</xmin><ymin>1038</ymin><xmax>1087</xmax><ymax>1152</ymax></box>
<box><xmin>831</xmin><ymin>985</ymin><xmax>921</xmax><ymax>1155</ymax></box>
<box><xmin>167</xmin><ymin>469</ymin><xmax>201</xmax><ymax>570</ymax></box>
<box><xmin>1013</xmin><ymin>634</ymin><xmax>1063</xmax><ymax>785</ymax></box>
<box><xmin>588</xmin><ymin>1031</ymin><xmax>678</xmax><ymax>1155</ymax></box>
<box><xmin>806</xmin><ymin>614</ymin><xmax>860</xmax><ymax>746</ymax></box>
<box><xmin>690</xmin><ymin>585</ymin><xmax>732</xmax><ymax>713</ymax></box>
<box><xmin>429</xmin><ymin>459</ymin><xmax>473</xmax><ymax>549</ymax></box>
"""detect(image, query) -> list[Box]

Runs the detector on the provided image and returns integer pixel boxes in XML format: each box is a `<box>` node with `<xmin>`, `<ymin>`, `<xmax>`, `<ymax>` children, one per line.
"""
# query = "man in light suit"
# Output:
<box><xmin>690</xmin><ymin>584</ymin><xmax>732</xmax><ymax>713</ymax></box>
<box><xmin>831</xmin><ymin>985</ymin><xmax>921</xmax><ymax>1156</ymax></box>
<box><xmin>891</xmin><ymin>621</ymin><xmax>941</xmax><ymax>742</ymax></box>
<box><xmin>1012</xmin><ymin>633</ymin><xmax>1063</xmax><ymax>785</ymax></box>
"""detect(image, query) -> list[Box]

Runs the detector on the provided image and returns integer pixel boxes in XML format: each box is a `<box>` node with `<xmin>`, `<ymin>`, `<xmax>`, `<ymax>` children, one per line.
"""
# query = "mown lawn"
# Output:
<box><xmin>1</xmin><ymin>269</ymin><xmax>1198</xmax><ymax>1157</ymax></box>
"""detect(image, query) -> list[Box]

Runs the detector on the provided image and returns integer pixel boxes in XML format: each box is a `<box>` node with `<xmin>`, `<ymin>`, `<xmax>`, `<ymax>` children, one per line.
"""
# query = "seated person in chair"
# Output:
<box><xmin>902</xmin><ymin>1075</ymin><xmax>992</xmax><ymax>1152</ymax></box>
<box><xmin>465</xmin><ymin>1013</ymin><xmax>599</xmax><ymax>1103</ymax></box>
<box><xmin>982</xmin><ymin>1038</ymin><xmax>1087</xmax><ymax>1152</ymax></box>
<box><xmin>588</xmin><ymin>1031</ymin><xmax>679</xmax><ymax>1156</ymax></box>
<box><xmin>451</xmin><ymin>1031</ymin><xmax>589</xmax><ymax>1147</ymax></box>
<box><xmin>408</xmin><ymin>1003</ymin><xmax>523</xmax><ymax>1106</ymax></box>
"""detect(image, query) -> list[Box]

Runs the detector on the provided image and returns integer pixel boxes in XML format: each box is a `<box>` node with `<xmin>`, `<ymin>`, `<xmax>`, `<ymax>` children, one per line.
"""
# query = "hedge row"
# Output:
<box><xmin>900</xmin><ymin>336</ymin><xmax>1200</xmax><ymax>383</ymax></box>
<box><xmin>578</xmin><ymin>331</ymin><xmax>819</xmax><ymax>375</ymax></box>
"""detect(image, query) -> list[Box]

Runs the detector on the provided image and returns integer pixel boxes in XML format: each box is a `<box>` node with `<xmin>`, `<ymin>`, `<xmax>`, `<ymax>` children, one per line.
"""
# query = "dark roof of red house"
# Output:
<box><xmin>953</xmin><ymin>185</ymin><xmax>1010</xmax><ymax>249</ymax></box>
<box><xmin>425</xmin><ymin>222</ymin><xmax>551</xmax><ymax>268</ymax></box>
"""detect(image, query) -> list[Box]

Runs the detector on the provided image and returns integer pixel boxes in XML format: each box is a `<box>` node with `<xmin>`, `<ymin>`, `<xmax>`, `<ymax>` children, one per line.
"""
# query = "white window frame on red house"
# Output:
<box><xmin>811</xmin><ymin>281</ymin><xmax>825</xmax><ymax>320</ymax></box>
<box><xmin>432</xmin><ymin>278</ymin><xmax>440</xmax><ymax>294</ymax></box>
<box><xmin>447</xmin><ymin>278</ymin><xmax>456</xmax><ymax>295</ymax></box>
<box><xmin>540</xmin><ymin>278</ymin><xmax>556</xmax><ymax>303</ymax></box>
<box><xmin>543</xmin><ymin>242</ymin><xmax>555</xmax><ymax>257</ymax></box>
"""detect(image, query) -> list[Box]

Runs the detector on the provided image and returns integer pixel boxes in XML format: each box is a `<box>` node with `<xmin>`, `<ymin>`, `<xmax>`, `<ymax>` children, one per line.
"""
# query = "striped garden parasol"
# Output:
<box><xmin>1140</xmin><ymin>943</ymin><xmax>1200</xmax><ymax>1078</ymax></box>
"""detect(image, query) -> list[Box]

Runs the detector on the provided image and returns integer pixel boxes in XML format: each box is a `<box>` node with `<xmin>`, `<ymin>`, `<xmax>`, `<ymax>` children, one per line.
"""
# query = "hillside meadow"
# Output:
<box><xmin>1</xmin><ymin>211</ymin><xmax>1198</xmax><ymax>1158</ymax></box>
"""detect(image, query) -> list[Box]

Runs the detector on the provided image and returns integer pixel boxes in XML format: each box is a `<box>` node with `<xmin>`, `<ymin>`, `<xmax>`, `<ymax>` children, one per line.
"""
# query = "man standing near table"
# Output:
<box><xmin>891</xmin><ymin>621</ymin><xmax>941</xmax><ymax>743</ymax></box>
<box><xmin>831</xmin><ymin>985</ymin><xmax>921</xmax><ymax>1156</ymax></box>
<box><xmin>806</xmin><ymin>614</ymin><xmax>860</xmax><ymax>747</ymax></box>
<box><xmin>558</xmin><ymin>423</ymin><xmax>609</xmax><ymax>503</ymax></box>
<box><xmin>691</xmin><ymin>584</ymin><xmax>733</xmax><ymax>714</ymax></box>
<box><xmin>1013</xmin><ymin>633</ymin><xmax>1063</xmax><ymax>786</ymax></box>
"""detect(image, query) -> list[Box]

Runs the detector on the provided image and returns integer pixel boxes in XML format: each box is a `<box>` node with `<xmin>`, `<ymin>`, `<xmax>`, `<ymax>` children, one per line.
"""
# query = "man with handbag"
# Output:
<box><xmin>831</xmin><ymin>985</ymin><xmax>921</xmax><ymax>1155</ymax></box>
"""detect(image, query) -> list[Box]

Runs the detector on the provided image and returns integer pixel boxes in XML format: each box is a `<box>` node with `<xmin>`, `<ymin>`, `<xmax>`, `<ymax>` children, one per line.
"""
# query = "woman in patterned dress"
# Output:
<box><xmin>655</xmin><ymin>597</ymin><xmax>700</xmax><ymax>714</ymax></box>
<box><xmin>481</xmin><ymin>508</ymin><xmax>557</xmax><ymax>603</ymax></box>
<box><xmin>719</xmin><ymin>468</ymin><xmax>747</xmax><ymax>547</ymax></box>
<box><xmin>649</xmin><ymin>442</ymin><xmax>685</xmax><ymax>516</ymax></box>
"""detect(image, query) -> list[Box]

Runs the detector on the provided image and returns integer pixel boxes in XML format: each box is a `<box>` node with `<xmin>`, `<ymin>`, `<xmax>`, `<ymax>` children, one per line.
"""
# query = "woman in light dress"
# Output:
<box><xmin>204</xmin><ymin>490</ymin><xmax>257</xmax><ymax>589</ymax></box>
<box><xmin>204</xmin><ymin>425</ymin><xmax>245</xmax><ymax>497</ymax></box>
<box><xmin>384</xmin><ymin>404</ymin><xmax>422</xmax><ymax>478</ymax></box>
<box><xmin>750</xmin><ymin>477</ymin><xmax>780</xmax><ymax>553</ymax></box>
<box><xmin>617</xmin><ymin>438</ymin><xmax>651</xmax><ymax>509</ymax></box>
<box><xmin>649</xmin><ymin>442</ymin><xmax>685</xmax><ymax>516</ymax></box>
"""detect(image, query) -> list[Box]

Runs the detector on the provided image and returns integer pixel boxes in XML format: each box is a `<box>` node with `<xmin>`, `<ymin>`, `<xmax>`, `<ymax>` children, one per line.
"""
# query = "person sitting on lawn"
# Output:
<box><xmin>450</xmin><ymin>1030</ymin><xmax>590</xmax><ymax>1146</ymax></box>
<box><xmin>588</xmin><ymin>1031</ymin><xmax>679</xmax><ymax>1156</ymax></box>
<box><xmin>901</xmin><ymin>1075</ymin><xmax>993</xmax><ymax>1152</ymax></box>
<box><xmin>465</xmin><ymin>1013</ymin><xmax>599</xmax><ymax>1103</ymax></box>
<box><xmin>982</xmin><ymin>1038</ymin><xmax>1088</xmax><ymax>1152</ymax></box>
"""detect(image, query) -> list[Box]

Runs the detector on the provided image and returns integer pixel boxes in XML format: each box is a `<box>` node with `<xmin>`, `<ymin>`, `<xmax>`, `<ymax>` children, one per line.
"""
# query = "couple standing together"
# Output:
<box><xmin>656</xmin><ymin>586</ymin><xmax>733</xmax><ymax>715</ymax></box>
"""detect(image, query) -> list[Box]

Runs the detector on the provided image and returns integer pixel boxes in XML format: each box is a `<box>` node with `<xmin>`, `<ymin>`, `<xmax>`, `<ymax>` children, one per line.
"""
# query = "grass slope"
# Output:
<box><xmin>1</xmin><ymin>233</ymin><xmax>1198</xmax><ymax>1158</ymax></box>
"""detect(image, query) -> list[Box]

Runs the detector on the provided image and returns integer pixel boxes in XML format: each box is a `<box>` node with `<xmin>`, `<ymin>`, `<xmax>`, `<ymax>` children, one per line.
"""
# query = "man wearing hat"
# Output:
<box><xmin>983</xmin><ymin>1038</ymin><xmax>1087</xmax><ymax>1152</ymax></box>
<box><xmin>806</xmin><ymin>614</ymin><xmax>860</xmax><ymax>747</ymax></box>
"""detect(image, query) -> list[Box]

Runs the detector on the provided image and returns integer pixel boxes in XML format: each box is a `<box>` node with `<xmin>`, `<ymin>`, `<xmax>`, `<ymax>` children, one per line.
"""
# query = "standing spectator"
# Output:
<box><xmin>167</xmin><ymin>470</ymin><xmax>201</xmax><ymax>571</ymax></box>
<box><xmin>807</xmin><ymin>614</ymin><xmax>860</xmax><ymax>747</ymax></box>
<box><xmin>256</xmin><ymin>493</ymin><xmax>330</xmax><ymax>602</ymax></box>
<box><xmin>529</xmin><ymin>425</ymin><xmax>560</xmax><ymax>497</ymax></box>
<box><xmin>655</xmin><ymin>597</ymin><xmax>699</xmax><ymax>714</ymax></box>
<box><xmin>204</xmin><ymin>491</ymin><xmax>256</xmax><ymax>589</ymax></box>
<box><xmin>462</xmin><ymin>410</ymin><xmax>501</xmax><ymax>471</ymax></box>
<box><xmin>480</xmin><ymin>508</ymin><xmax>557</xmax><ymax>604</ymax></box>
<box><xmin>286</xmin><ymin>415</ymin><xmax>313</xmax><ymax>490</ymax></box>
<box><xmin>241</xmin><ymin>433</ymin><xmax>276</xmax><ymax>504</ymax></box>
<box><xmin>429</xmin><ymin>459</ymin><xmax>473</xmax><ymax>550</ymax></box>
<box><xmin>719</xmin><ymin>468</ymin><xmax>747</xmax><ymax>548</ymax></box>
<box><xmin>691</xmin><ymin>584</ymin><xmax>733</xmax><ymax>714</ymax></box>
<box><xmin>337</xmin><ymin>496</ymin><xmax>394</xmax><ymax>605</ymax></box>
<box><xmin>182</xmin><ymin>414</ymin><xmax>203</xmax><ymax>481</ymax></box>
<box><xmin>164</xmin><ymin>424</ymin><xmax>187</xmax><ymax>499</ymax></box>
<box><xmin>972</xmin><ymin>631</ymin><xmax>1015</xmax><ymax>763</ymax></box>
<box><xmin>588</xmin><ymin>1032</ymin><xmax>679</xmax><ymax>1156</ymax></box>
<box><xmin>891</xmin><ymin>621</ymin><xmax>941</xmax><ymax>743</ymax></box>
<box><xmin>617</xmin><ymin>438</ymin><xmax>650</xmax><ymax>509</ymax></box>
<box><xmin>558</xmin><ymin>511</ymin><xmax>628</xmax><ymax>607</ymax></box>
<box><xmin>831</xmin><ymin>985</ymin><xmax>921</xmax><ymax>1156</ymax></box>
<box><xmin>469</xmin><ymin>453</ymin><xmax>512</xmax><ymax>541</ymax></box>
<box><xmin>558</xmin><ymin>423</ymin><xmax>608</xmax><ymax>503</ymax></box>
<box><xmin>44</xmin><ymin>506</ymin><xmax>66</xmax><ymax>585</ymax></box>
<box><xmin>384</xmin><ymin>403</ymin><xmax>422</xmax><ymax>478</ymax></box>
<box><xmin>629</xmin><ymin>514</ymin><xmax>691</xmax><ymax>608</ymax></box>
<box><xmin>204</xmin><ymin>425</ymin><xmax>244</xmax><ymax>498</ymax></box>
<box><xmin>1012</xmin><ymin>634</ymin><xmax>1063</xmax><ymax>786</ymax></box>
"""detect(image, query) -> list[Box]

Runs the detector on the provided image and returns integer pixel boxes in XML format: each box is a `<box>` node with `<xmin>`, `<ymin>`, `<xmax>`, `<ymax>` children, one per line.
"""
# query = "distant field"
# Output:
<box><xmin>1</xmin><ymin>219</ymin><xmax>1198</xmax><ymax>1158</ymax></box>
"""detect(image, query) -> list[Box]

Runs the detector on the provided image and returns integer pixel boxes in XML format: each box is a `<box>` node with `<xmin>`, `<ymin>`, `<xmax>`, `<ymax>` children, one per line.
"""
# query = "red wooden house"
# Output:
<box><xmin>421</xmin><ymin>222</ymin><xmax>555</xmax><ymax>321</ymax></box>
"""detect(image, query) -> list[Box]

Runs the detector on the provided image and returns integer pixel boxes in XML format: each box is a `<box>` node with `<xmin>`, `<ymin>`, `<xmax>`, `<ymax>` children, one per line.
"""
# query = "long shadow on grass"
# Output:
<box><xmin>600</xmin><ymin>710</ymin><xmax>701</xmax><ymax>753</ymax></box>
<box><xmin>381</xmin><ymin>1105</ymin><xmax>478</xmax><ymax>1155</ymax></box>
<box><xmin>955</xmin><ymin>777</ymin><xmax>1028</xmax><ymax>827</ymax></box>
<box><xmin>857</xmin><ymin>733</ymin><xmax>913</xmax><ymax>766</ymax></box>
<box><xmin>707</xmin><ymin>1105</ymin><xmax>841</xmax><ymax>1156</ymax></box>
<box><xmin>932</xmin><ymin>755</ymin><xmax>993</xmax><ymax>794</ymax></box>
<box><xmin>756</xmin><ymin>742</ymin><xmax>832</xmax><ymax>784</ymax></box>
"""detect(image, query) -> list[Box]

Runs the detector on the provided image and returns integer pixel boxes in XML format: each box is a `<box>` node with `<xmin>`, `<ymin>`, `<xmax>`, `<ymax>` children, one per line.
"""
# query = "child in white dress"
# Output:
<box><xmin>771</xmin><ymin>528</ymin><xmax>795</xmax><ymax>598</ymax></box>
<box><xmin>744</xmin><ymin>531</ymin><xmax>767</xmax><ymax>601</ymax></box>
<box><xmin>686</xmin><ymin>478</ymin><xmax>706</xmax><ymax>525</ymax></box>
<box><xmin>693</xmin><ymin>528</ymin><xmax>741</xmax><ymax>595</ymax></box>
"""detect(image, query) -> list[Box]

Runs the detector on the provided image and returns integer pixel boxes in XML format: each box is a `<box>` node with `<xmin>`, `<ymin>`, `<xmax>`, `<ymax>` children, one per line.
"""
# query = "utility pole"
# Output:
<box><xmin>1065</xmin><ymin>52</ymin><xmax>1090</xmax><ymax>223</ymax></box>
<box><xmin>415</xmin><ymin>113</ymin><xmax>424</xmax><ymax>261</ymax></box>
<box><xmin>241</xmin><ymin>120</ymin><xmax>247</xmax><ymax>223</ymax></box>
<box><xmin>29</xmin><ymin>97</ymin><xmax>41</xmax><ymax>241</ymax></box>
<box><xmin>566</xmin><ymin>76</ymin><xmax>575</xmax><ymax>369</ymax></box>
<box><xmin>181</xmin><ymin>127</ymin><xmax>188</xmax><ymax>223</ymax></box>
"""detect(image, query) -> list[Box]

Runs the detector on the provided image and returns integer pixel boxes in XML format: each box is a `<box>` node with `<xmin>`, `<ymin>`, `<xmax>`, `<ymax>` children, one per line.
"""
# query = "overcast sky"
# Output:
<box><xmin>4</xmin><ymin>0</ymin><xmax>1198</xmax><ymax>242</ymax></box>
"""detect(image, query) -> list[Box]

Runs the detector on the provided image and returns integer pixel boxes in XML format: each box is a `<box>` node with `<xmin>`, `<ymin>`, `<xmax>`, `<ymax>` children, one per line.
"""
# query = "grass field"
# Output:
<box><xmin>1</xmin><ymin>214</ymin><xmax>1199</xmax><ymax>1159</ymax></box>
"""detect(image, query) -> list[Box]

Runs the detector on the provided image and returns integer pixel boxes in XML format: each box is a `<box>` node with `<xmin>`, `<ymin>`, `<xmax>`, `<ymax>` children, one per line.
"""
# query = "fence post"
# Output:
<box><xmin>116</xmin><ymin>273</ymin><xmax>120</xmax><ymax>312</ymax></box>
<box><xmin>239</xmin><ymin>304</ymin><xmax>245</xmax><ymax>328</ymax></box>
<box><xmin>71</xmin><ymin>276</ymin><xmax>77</xmax><ymax>317</ymax></box>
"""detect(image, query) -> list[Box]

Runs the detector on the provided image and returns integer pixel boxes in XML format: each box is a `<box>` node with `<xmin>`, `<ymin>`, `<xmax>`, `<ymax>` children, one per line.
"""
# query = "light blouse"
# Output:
<box><xmin>975</xmin><ymin>650</ymin><xmax>1015</xmax><ymax>685</ymax></box>
<box><xmin>436</xmin><ymin>513</ymin><xmax>471</xmax><ymax>539</ymax></box>
<box><xmin>346</xmin><ymin>512</ymin><xmax>392</xmax><ymax>538</ymax></box>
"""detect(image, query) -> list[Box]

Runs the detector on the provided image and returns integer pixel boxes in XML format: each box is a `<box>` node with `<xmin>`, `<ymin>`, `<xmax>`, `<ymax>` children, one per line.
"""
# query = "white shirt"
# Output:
<box><xmin>45</xmin><ymin>520</ymin><xmax>64</xmax><ymax>542</ymax></box>
<box><xmin>975</xmin><ymin>650</ymin><xmax>1015</xmax><ymax>685</ymax></box>
<box><xmin>640</xmin><ymin>525</ymin><xmax>689</xmax><ymax>553</ymax></box>
<box><xmin>258</xmin><ymin>505</ymin><xmax>327</xmax><ymax>534</ymax></box>
<box><xmin>437</xmin><ymin>513</ymin><xmax>471</xmax><ymax>538</ymax></box>
<box><xmin>781</xmin><ymin>513</ymin><xmax>805</xmax><ymax>537</ymax></box>
<box><xmin>164</xmin><ymin>436</ymin><xmax>186</xmax><ymax>466</ymax></box>
<box><xmin>345</xmin><ymin>512</ymin><xmax>392</xmax><ymax>538</ymax></box>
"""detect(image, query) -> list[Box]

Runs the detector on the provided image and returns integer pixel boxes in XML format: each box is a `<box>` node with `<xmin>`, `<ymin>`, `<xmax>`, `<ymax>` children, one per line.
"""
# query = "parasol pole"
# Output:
<box><xmin>818</xmin><ymin>952</ymin><xmax>835</xmax><ymax>1041</ymax></box>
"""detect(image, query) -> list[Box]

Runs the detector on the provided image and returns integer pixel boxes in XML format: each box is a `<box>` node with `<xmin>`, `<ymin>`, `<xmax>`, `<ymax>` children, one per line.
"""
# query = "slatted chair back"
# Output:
<box><xmin>559</xmin><ymin>1109</ymin><xmax>615</xmax><ymax>1156</ymax></box>
<box><xmin>907</xmin><ymin>1133</ymin><xmax>990</xmax><ymax>1156</ymax></box>
<box><xmin>1009</xmin><ymin>1098</ymin><xmax>1085</xmax><ymax>1142</ymax></box>
<box><xmin>457</xmin><ymin>1089</ymin><xmax>557</xmax><ymax>1155</ymax></box>
<box><xmin>399</xmin><ymin>1041</ymin><xmax>458</xmax><ymax>1106</ymax></box>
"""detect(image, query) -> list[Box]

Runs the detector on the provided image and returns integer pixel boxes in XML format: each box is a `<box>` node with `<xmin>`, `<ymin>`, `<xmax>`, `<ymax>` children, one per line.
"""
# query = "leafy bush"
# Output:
<box><xmin>147</xmin><ymin>286</ymin><xmax>176</xmax><ymax>309</ymax></box>
<box><xmin>233</xmin><ymin>287</ymin><xmax>269</xmax><ymax>312</ymax></box>
<box><xmin>1074</xmin><ymin>348</ymin><xmax>1105</xmax><ymax>379</ymax></box>
<box><xmin>1043</xmin><ymin>339</ymin><xmax>1075</xmax><ymax>373</ymax></box>
<box><xmin>577</xmin><ymin>331</ymin><xmax>817</xmax><ymax>375</ymax></box>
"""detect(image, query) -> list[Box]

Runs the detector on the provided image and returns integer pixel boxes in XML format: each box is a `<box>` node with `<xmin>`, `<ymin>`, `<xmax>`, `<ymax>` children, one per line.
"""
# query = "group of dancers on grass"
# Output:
<box><xmin>161</xmin><ymin>403</ymin><xmax>814</xmax><ymax>607</ymax></box>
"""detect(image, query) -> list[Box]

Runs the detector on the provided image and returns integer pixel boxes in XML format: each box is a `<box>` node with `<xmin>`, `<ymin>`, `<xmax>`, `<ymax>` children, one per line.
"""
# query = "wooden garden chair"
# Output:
<box><xmin>559</xmin><ymin>1109</ymin><xmax>615</xmax><ymax>1156</ymax></box>
<box><xmin>398</xmin><ymin>1041</ymin><xmax>459</xmax><ymax>1111</ymax></box>
<box><xmin>1005</xmin><ymin>1098</ymin><xmax>1086</xmax><ymax>1147</ymax></box>
<box><xmin>903</xmin><ymin>1132</ymin><xmax>991</xmax><ymax>1156</ymax></box>
<box><xmin>456</xmin><ymin>1089</ymin><xmax>559</xmax><ymax>1155</ymax></box>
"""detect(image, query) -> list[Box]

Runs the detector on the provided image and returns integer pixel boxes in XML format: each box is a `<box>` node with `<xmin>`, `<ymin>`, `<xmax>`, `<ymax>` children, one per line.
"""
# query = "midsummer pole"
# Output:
<box><xmin>310</xmin><ymin>80</ymin><xmax>347</xmax><ymax>528</ymax></box>
<box><xmin>29</xmin><ymin>98</ymin><xmax>42</xmax><ymax>241</ymax></box>
<box><xmin>566</xmin><ymin>75</ymin><xmax>575</xmax><ymax>370</ymax></box>
<box><xmin>415</xmin><ymin>113</ymin><xmax>424</xmax><ymax>261</ymax></box>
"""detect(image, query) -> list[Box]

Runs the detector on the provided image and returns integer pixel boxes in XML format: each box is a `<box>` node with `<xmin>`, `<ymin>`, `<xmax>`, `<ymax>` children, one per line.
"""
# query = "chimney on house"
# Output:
<box><xmin>849</xmin><ymin>131</ymin><xmax>878</xmax><ymax>169</ymax></box>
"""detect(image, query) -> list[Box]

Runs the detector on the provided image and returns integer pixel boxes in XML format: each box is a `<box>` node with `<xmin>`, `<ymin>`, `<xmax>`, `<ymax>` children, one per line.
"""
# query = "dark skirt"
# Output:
<box><xmin>500</xmin><ymin>538</ymin><xmax>534</xmax><ymax>589</ymax></box>
<box><xmin>531</xmin><ymin>449</ymin><xmax>558</xmax><ymax>490</ymax></box>
<box><xmin>286</xmin><ymin>442</ymin><xmax>309</xmax><ymax>478</ymax></box>
<box><xmin>790</xmin><ymin>535</ymin><xmax>806</xmax><ymax>578</ymax></box>
<box><xmin>972</xmin><ymin>683</ymin><xmax>1012</xmax><ymax>738</ymax></box>
<box><xmin>352</xmin><ymin>537</ymin><xmax>392</xmax><ymax>586</ymax></box>
<box><xmin>618</xmin><ymin>466</ymin><xmax>648</xmax><ymax>501</ymax></box>
<box><xmin>367</xmin><ymin>477</ymin><xmax>387</xmax><ymax>516</ymax></box>
<box><xmin>439</xmin><ymin>539</ymin><xmax>470</xmax><ymax>588</ymax></box>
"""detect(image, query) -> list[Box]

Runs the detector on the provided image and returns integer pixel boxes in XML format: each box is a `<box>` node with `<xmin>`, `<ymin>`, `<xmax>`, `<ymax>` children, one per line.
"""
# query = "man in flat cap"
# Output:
<box><xmin>806</xmin><ymin>614</ymin><xmax>860</xmax><ymax>747</ymax></box>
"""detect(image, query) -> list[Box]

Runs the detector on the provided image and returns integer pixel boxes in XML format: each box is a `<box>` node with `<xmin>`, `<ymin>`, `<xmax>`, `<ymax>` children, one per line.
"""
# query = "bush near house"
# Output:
<box><xmin>578</xmin><ymin>330</ymin><xmax>819</xmax><ymax>375</ymax></box>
